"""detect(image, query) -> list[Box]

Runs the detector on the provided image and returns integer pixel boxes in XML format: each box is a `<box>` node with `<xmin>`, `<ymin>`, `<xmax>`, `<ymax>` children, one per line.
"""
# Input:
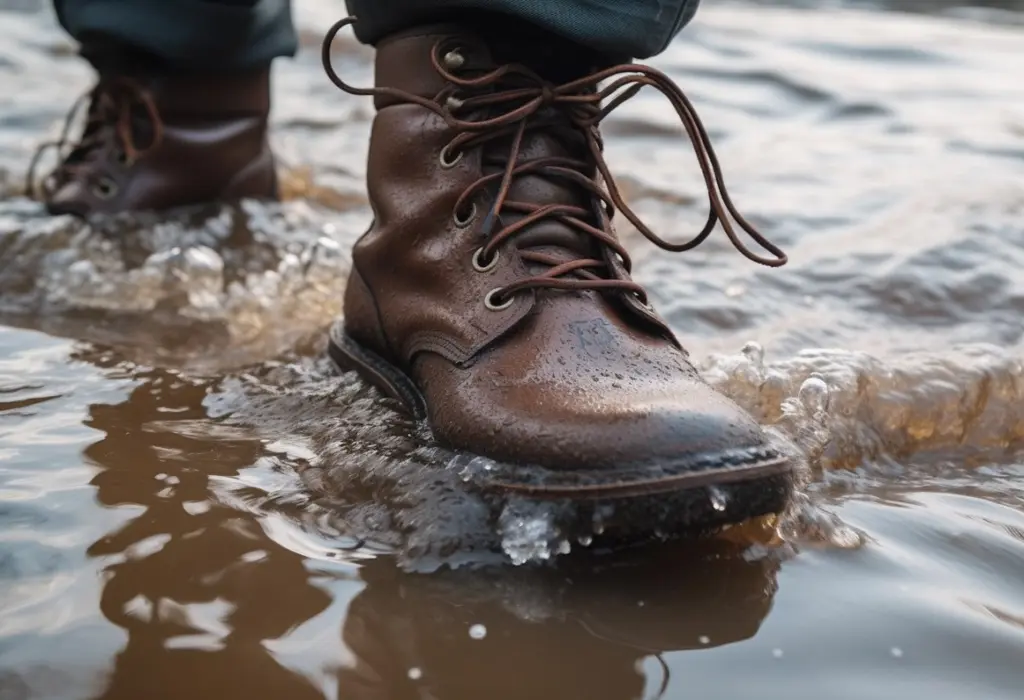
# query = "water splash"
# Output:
<box><xmin>708</xmin><ymin>486</ymin><xmax>728</xmax><ymax>512</ymax></box>
<box><xmin>701</xmin><ymin>343</ymin><xmax>1024</xmax><ymax>469</ymax></box>
<box><xmin>777</xmin><ymin>375</ymin><xmax>834</xmax><ymax>468</ymax></box>
<box><xmin>592</xmin><ymin>504</ymin><xmax>616</xmax><ymax>536</ymax></box>
<box><xmin>64</xmin><ymin>279</ymin><xmax>1012</xmax><ymax>569</ymax></box>
<box><xmin>778</xmin><ymin>492</ymin><xmax>867</xmax><ymax>550</ymax></box>
<box><xmin>498</xmin><ymin>498</ymin><xmax>571</xmax><ymax>566</ymax></box>
<box><xmin>0</xmin><ymin>198</ymin><xmax>356</xmax><ymax>367</ymax></box>
<box><xmin>192</xmin><ymin>338</ymin><xmax>1024</xmax><ymax>568</ymax></box>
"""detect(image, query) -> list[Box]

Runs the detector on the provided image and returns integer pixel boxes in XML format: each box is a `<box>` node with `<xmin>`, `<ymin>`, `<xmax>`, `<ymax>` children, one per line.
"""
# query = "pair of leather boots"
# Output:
<box><xmin>32</xmin><ymin>17</ymin><xmax>793</xmax><ymax>536</ymax></box>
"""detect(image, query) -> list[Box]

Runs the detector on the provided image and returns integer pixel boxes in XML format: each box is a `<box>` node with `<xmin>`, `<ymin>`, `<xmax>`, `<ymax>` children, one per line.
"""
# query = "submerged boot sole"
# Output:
<box><xmin>328</xmin><ymin>322</ymin><xmax>795</xmax><ymax>533</ymax></box>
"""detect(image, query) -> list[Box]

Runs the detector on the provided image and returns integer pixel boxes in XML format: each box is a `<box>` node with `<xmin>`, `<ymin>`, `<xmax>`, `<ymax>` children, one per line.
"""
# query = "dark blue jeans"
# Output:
<box><xmin>53</xmin><ymin>0</ymin><xmax>699</xmax><ymax>71</ymax></box>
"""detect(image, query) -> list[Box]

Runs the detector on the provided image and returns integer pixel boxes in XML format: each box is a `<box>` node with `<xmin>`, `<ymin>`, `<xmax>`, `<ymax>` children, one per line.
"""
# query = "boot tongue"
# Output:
<box><xmin>469</xmin><ymin>23</ymin><xmax>611</xmax><ymax>271</ymax></box>
<box><xmin>482</xmin><ymin>118</ymin><xmax>603</xmax><ymax>272</ymax></box>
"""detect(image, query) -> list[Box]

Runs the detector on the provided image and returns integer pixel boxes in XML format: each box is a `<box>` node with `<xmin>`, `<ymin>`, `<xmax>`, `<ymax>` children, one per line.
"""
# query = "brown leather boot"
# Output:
<box><xmin>30</xmin><ymin>68</ymin><xmax>277</xmax><ymax>216</ymax></box>
<box><xmin>323</xmin><ymin>19</ymin><xmax>794</xmax><ymax>534</ymax></box>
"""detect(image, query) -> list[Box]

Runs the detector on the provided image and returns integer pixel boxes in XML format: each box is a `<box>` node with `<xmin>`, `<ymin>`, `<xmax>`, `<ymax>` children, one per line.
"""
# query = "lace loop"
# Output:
<box><xmin>27</xmin><ymin>78</ymin><xmax>163</xmax><ymax>201</ymax></box>
<box><xmin>322</xmin><ymin>16</ymin><xmax>788</xmax><ymax>305</ymax></box>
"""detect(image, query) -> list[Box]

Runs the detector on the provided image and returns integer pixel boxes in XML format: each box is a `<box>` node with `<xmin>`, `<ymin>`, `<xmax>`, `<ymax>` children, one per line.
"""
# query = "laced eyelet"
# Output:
<box><xmin>484</xmin><ymin>288</ymin><xmax>514</xmax><ymax>311</ymax></box>
<box><xmin>439</xmin><ymin>143</ymin><xmax>463</xmax><ymax>169</ymax></box>
<box><xmin>472</xmin><ymin>247</ymin><xmax>499</xmax><ymax>273</ymax></box>
<box><xmin>114</xmin><ymin>151</ymin><xmax>134</xmax><ymax>167</ymax></box>
<box><xmin>92</xmin><ymin>178</ymin><xmax>118</xmax><ymax>200</ymax></box>
<box><xmin>443</xmin><ymin>49</ymin><xmax>465</xmax><ymax>71</ymax></box>
<box><xmin>454</xmin><ymin>202</ymin><xmax>477</xmax><ymax>228</ymax></box>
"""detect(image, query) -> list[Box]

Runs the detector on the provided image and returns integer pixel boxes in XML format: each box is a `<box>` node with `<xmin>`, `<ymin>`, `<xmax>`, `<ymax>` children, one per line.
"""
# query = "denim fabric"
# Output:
<box><xmin>53</xmin><ymin>0</ymin><xmax>298</xmax><ymax>71</ymax></box>
<box><xmin>344</xmin><ymin>0</ymin><xmax>699</xmax><ymax>58</ymax></box>
<box><xmin>53</xmin><ymin>0</ymin><xmax>695</xmax><ymax>71</ymax></box>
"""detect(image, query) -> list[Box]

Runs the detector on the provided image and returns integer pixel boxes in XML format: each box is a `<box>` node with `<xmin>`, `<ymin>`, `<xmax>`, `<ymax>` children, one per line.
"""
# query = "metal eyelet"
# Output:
<box><xmin>484</xmin><ymin>288</ymin><xmax>514</xmax><ymax>311</ymax></box>
<box><xmin>454</xmin><ymin>202</ymin><xmax>477</xmax><ymax>228</ymax></box>
<box><xmin>634</xmin><ymin>292</ymin><xmax>655</xmax><ymax>311</ymax></box>
<box><xmin>472</xmin><ymin>247</ymin><xmax>499</xmax><ymax>273</ymax></box>
<box><xmin>92</xmin><ymin>178</ymin><xmax>118</xmax><ymax>200</ymax></box>
<box><xmin>443</xmin><ymin>49</ymin><xmax>465</xmax><ymax>70</ymax></box>
<box><xmin>439</xmin><ymin>143</ymin><xmax>463</xmax><ymax>169</ymax></box>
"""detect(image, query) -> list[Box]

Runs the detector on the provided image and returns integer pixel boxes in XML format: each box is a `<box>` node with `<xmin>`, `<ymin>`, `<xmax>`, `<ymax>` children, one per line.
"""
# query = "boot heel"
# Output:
<box><xmin>328</xmin><ymin>322</ymin><xmax>427</xmax><ymax>419</ymax></box>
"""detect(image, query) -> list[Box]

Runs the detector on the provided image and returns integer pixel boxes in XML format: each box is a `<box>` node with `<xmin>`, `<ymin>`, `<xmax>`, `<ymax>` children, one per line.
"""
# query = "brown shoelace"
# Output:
<box><xmin>27</xmin><ymin>78</ymin><xmax>163</xmax><ymax>201</ymax></box>
<box><xmin>323</xmin><ymin>17</ymin><xmax>787</xmax><ymax>306</ymax></box>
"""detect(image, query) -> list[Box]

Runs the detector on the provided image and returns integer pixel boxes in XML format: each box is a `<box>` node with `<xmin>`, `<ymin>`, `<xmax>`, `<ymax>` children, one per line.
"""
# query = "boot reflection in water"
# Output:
<box><xmin>336</xmin><ymin>543</ymin><xmax>777</xmax><ymax>700</ymax></box>
<box><xmin>38</xmin><ymin>0</ymin><xmax>795</xmax><ymax>536</ymax></box>
<box><xmin>74</xmin><ymin>350</ymin><xmax>330</xmax><ymax>700</ymax></box>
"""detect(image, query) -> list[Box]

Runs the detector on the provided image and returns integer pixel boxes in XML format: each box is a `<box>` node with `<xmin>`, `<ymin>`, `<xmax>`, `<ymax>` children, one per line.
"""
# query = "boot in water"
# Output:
<box><xmin>30</xmin><ymin>62</ymin><xmax>277</xmax><ymax>216</ymax></box>
<box><xmin>323</xmin><ymin>17</ymin><xmax>793</xmax><ymax>539</ymax></box>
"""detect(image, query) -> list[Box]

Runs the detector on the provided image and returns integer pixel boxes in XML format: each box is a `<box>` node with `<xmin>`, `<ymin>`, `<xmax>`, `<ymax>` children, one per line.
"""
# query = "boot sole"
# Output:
<box><xmin>328</xmin><ymin>322</ymin><xmax>795</xmax><ymax>526</ymax></box>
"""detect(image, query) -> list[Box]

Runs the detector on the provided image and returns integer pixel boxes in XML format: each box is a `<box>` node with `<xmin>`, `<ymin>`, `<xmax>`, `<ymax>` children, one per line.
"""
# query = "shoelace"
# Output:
<box><xmin>27</xmin><ymin>77</ymin><xmax>163</xmax><ymax>201</ymax></box>
<box><xmin>322</xmin><ymin>17</ymin><xmax>787</xmax><ymax>307</ymax></box>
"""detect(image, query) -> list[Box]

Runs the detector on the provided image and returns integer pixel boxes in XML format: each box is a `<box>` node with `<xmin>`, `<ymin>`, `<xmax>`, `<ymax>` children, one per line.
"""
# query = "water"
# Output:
<box><xmin>1</xmin><ymin>0</ymin><xmax>1023</xmax><ymax>698</ymax></box>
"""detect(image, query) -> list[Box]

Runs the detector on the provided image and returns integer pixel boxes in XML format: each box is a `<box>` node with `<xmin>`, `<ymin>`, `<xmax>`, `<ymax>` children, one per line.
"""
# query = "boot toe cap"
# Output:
<box><xmin>428</xmin><ymin>371</ymin><xmax>777</xmax><ymax>475</ymax></box>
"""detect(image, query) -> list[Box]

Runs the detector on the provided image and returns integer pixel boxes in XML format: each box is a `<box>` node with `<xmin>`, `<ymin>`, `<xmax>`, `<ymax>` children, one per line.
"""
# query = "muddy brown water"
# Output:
<box><xmin>2</xmin><ymin>0</ymin><xmax>1024</xmax><ymax>698</ymax></box>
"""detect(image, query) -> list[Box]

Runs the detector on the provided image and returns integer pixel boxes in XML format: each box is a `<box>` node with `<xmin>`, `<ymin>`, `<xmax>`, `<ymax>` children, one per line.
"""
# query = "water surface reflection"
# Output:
<box><xmin>79</xmin><ymin>363</ymin><xmax>330</xmax><ymax>699</ymax></box>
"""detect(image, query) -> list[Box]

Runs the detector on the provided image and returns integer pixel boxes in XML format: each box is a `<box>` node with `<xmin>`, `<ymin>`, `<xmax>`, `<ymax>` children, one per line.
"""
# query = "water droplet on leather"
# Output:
<box><xmin>708</xmin><ymin>485</ymin><xmax>728</xmax><ymax>511</ymax></box>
